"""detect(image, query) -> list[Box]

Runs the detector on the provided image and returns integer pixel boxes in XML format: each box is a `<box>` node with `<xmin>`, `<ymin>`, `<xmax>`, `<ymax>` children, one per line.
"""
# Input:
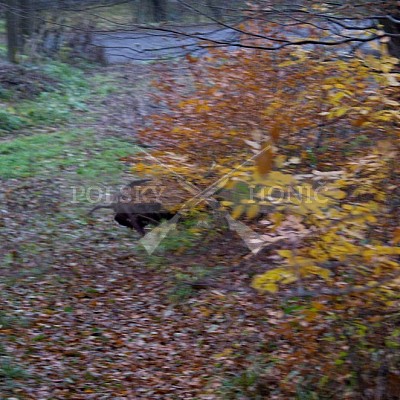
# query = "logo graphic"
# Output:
<box><xmin>136</xmin><ymin>146</ymin><xmax>269</xmax><ymax>255</ymax></box>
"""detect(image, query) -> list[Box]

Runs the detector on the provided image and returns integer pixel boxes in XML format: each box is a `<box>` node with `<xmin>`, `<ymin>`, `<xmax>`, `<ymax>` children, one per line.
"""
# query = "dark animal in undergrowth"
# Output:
<box><xmin>113</xmin><ymin>208</ymin><xmax>176</xmax><ymax>236</ymax></box>
<box><xmin>88</xmin><ymin>179</ymin><xmax>176</xmax><ymax>236</ymax></box>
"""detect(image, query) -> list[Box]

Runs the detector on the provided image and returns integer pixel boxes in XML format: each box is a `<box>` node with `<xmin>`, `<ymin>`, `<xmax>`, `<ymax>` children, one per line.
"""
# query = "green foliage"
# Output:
<box><xmin>221</xmin><ymin>369</ymin><xmax>267</xmax><ymax>400</ymax></box>
<box><xmin>17</xmin><ymin>62</ymin><xmax>90</xmax><ymax>125</ymax></box>
<box><xmin>0</xmin><ymin>109</ymin><xmax>26</xmax><ymax>132</ymax></box>
<box><xmin>0</xmin><ymin>18</ymin><xmax>5</xmax><ymax>34</ymax></box>
<box><xmin>0</xmin><ymin>339</ymin><xmax>28</xmax><ymax>387</ymax></box>
<box><xmin>0</xmin><ymin>312</ymin><xmax>17</xmax><ymax>329</ymax></box>
<box><xmin>296</xmin><ymin>388</ymin><xmax>319</xmax><ymax>400</ymax></box>
<box><xmin>142</xmin><ymin>254</ymin><xmax>166</xmax><ymax>269</ymax></box>
<box><xmin>0</xmin><ymin>311</ymin><xmax>29</xmax><ymax>329</ymax></box>
<box><xmin>0</xmin><ymin>85</ymin><xmax>13</xmax><ymax>100</ymax></box>
<box><xmin>0</xmin><ymin>61</ymin><xmax>92</xmax><ymax>132</ymax></box>
<box><xmin>76</xmin><ymin>138</ymin><xmax>138</xmax><ymax>179</ymax></box>
<box><xmin>0</xmin><ymin>61</ymin><xmax>129</xmax><ymax>134</ymax></box>
<box><xmin>168</xmin><ymin>282</ymin><xmax>195</xmax><ymax>303</ymax></box>
<box><xmin>18</xmin><ymin>93</ymin><xmax>74</xmax><ymax>125</ymax></box>
<box><xmin>43</xmin><ymin>61</ymin><xmax>86</xmax><ymax>86</ymax></box>
<box><xmin>135</xmin><ymin>28</ymin><xmax>400</xmax><ymax>398</ymax></box>
<box><xmin>0</xmin><ymin>359</ymin><xmax>28</xmax><ymax>380</ymax></box>
<box><xmin>0</xmin><ymin>44</ymin><xmax>6</xmax><ymax>58</ymax></box>
<box><xmin>168</xmin><ymin>264</ymin><xmax>215</xmax><ymax>303</ymax></box>
<box><xmin>90</xmin><ymin>73</ymin><xmax>120</xmax><ymax>97</ymax></box>
<box><xmin>32</xmin><ymin>334</ymin><xmax>47</xmax><ymax>342</ymax></box>
<box><xmin>157</xmin><ymin>220</ymin><xmax>201</xmax><ymax>252</ymax></box>
<box><xmin>0</xmin><ymin>130</ymin><xmax>135</xmax><ymax>179</ymax></box>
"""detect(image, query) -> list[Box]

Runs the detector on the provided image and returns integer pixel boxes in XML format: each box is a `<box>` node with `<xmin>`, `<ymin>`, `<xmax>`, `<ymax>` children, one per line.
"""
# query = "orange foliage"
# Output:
<box><xmin>132</xmin><ymin>23</ymin><xmax>400</xmax><ymax>399</ymax></box>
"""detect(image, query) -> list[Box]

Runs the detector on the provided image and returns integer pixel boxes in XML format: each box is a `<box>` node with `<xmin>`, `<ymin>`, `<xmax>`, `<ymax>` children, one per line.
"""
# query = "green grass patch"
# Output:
<box><xmin>154</xmin><ymin>212</ymin><xmax>213</xmax><ymax>253</ymax></box>
<box><xmin>0</xmin><ymin>359</ymin><xmax>28</xmax><ymax>380</ymax></box>
<box><xmin>0</xmin><ymin>312</ymin><xmax>30</xmax><ymax>329</ymax></box>
<box><xmin>0</xmin><ymin>109</ymin><xmax>26</xmax><ymax>132</ymax></box>
<box><xmin>0</xmin><ymin>312</ymin><xmax>17</xmax><ymax>329</ymax></box>
<box><xmin>0</xmin><ymin>18</ymin><xmax>5</xmax><ymax>35</ymax></box>
<box><xmin>168</xmin><ymin>283</ymin><xmax>195</xmax><ymax>303</ymax></box>
<box><xmin>0</xmin><ymin>61</ymin><xmax>93</xmax><ymax>134</ymax></box>
<box><xmin>90</xmin><ymin>73</ymin><xmax>120</xmax><ymax>97</ymax></box>
<box><xmin>16</xmin><ymin>90</ymin><xmax>87</xmax><ymax>126</ymax></box>
<box><xmin>0</xmin><ymin>43</ymin><xmax>7</xmax><ymax>58</ymax></box>
<box><xmin>168</xmin><ymin>264</ymin><xmax>219</xmax><ymax>303</ymax></box>
<box><xmin>221</xmin><ymin>370</ymin><xmax>262</xmax><ymax>399</ymax></box>
<box><xmin>220</xmin><ymin>360</ymin><xmax>276</xmax><ymax>400</ymax></box>
<box><xmin>0</xmin><ymin>61</ymin><xmax>131</xmax><ymax>135</ymax></box>
<box><xmin>16</xmin><ymin>62</ymin><xmax>90</xmax><ymax>126</ymax></box>
<box><xmin>0</xmin><ymin>129</ymin><xmax>137</xmax><ymax>179</ymax></box>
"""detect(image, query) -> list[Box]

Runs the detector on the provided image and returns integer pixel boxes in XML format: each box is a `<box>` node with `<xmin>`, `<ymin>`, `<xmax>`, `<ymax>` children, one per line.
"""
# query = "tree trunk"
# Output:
<box><xmin>153</xmin><ymin>0</ymin><xmax>167</xmax><ymax>22</ymax></box>
<box><xmin>19</xmin><ymin>0</ymin><xmax>35</xmax><ymax>41</ymax></box>
<box><xmin>136</xmin><ymin>0</ymin><xmax>155</xmax><ymax>23</ymax></box>
<box><xmin>6</xmin><ymin>0</ymin><xmax>19</xmax><ymax>63</ymax></box>
<box><xmin>380</xmin><ymin>4</ymin><xmax>400</xmax><ymax>58</ymax></box>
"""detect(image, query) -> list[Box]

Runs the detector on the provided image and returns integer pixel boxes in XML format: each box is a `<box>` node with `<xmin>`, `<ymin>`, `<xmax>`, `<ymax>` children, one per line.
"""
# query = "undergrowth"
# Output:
<box><xmin>0</xmin><ymin>60</ymin><xmax>115</xmax><ymax>134</ymax></box>
<box><xmin>0</xmin><ymin>129</ymin><xmax>136</xmax><ymax>179</ymax></box>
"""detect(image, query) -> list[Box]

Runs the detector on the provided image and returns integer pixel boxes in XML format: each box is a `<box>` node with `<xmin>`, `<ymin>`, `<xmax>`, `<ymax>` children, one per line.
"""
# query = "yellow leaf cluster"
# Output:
<box><xmin>252</xmin><ymin>268</ymin><xmax>297</xmax><ymax>293</ymax></box>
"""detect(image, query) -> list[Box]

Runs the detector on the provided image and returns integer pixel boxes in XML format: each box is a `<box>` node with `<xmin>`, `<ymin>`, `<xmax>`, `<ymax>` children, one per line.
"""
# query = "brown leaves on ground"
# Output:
<box><xmin>0</xmin><ymin>233</ymin><xmax>275</xmax><ymax>399</ymax></box>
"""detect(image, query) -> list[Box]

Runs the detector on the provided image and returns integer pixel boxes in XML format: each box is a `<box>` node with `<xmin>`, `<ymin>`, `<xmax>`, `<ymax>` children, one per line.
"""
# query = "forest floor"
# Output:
<box><xmin>0</xmin><ymin>61</ymin><xmax>278</xmax><ymax>399</ymax></box>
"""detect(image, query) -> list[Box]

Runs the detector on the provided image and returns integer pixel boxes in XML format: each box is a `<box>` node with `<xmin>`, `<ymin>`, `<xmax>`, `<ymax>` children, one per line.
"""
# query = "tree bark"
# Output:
<box><xmin>380</xmin><ymin>6</ymin><xmax>400</xmax><ymax>58</ymax></box>
<box><xmin>153</xmin><ymin>0</ymin><xmax>167</xmax><ymax>22</ymax></box>
<box><xmin>135</xmin><ymin>0</ymin><xmax>154</xmax><ymax>23</ymax></box>
<box><xmin>6</xmin><ymin>0</ymin><xmax>19</xmax><ymax>63</ymax></box>
<box><xmin>19</xmin><ymin>0</ymin><xmax>35</xmax><ymax>41</ymax></box>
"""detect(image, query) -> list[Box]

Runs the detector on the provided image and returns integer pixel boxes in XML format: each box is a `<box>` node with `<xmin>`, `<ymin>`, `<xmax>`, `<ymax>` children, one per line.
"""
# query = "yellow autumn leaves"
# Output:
<box><xmin>252</xmin><ymin>240</ymin><xmax>400</xmax><ymax>293</ymax></box>
<box><xmin>250</xmin><ymin>150</ymin><xmax>399</xmax><ymax>293</ymax></box>
<box><xmin>252</xmin><ymin>251</ymin><xmax>332</xmax><ymax>293</ymax></box>
<box><xmin>225</xmin><ymin>169</ymin><xmax>346</xmax><ymax>220</ymax></box>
